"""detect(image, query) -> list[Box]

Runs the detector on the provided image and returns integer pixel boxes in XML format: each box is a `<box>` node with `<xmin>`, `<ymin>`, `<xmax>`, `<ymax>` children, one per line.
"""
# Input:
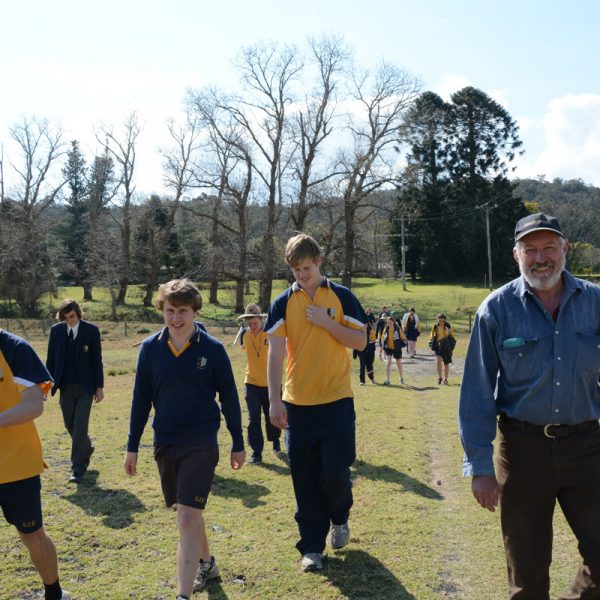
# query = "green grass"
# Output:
<box><xmin>5</xmin><ymin>276</ymin><xmax>589</xmax><ymax>598</ymax></box>
<box><xmin>1</xmin><ymin>318</ymin><xmax>583</xmax><ymax>600</ymax></box>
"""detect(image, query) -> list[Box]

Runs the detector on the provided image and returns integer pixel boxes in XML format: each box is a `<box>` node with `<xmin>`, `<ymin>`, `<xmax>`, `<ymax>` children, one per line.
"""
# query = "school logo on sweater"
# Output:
<box><xmin>197</xmin><ymin>356</ymin><xmax>207</xmax><ymax>370</ymax></box>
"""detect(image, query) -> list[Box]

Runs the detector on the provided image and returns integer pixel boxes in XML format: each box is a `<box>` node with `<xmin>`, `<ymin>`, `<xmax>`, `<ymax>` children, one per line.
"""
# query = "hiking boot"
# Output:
<box><xmin>193</xmin><ymin>555</ymin><xmax>220</xmax><ymax>591</ymax></box>
<box><xmin>330</xmin><ymin>522</ymin><xmax>350</xmax><ymax>549</ymax></box>
<box><xmin>248</xmin><ymin>454</ymin><xmax>263</xmax><ymax>465</ymax></box>
<box><xmin>300</xmin><ymin>553</ymin><xmax>323</xmax><ymax>572</ymax></box>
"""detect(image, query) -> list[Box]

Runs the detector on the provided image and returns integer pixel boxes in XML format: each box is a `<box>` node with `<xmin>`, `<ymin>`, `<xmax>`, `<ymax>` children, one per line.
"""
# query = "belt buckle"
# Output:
<box><xmin>543</xmin><ymin>424</ymin><xmax>557</xmax><ymax>439</ymax></box>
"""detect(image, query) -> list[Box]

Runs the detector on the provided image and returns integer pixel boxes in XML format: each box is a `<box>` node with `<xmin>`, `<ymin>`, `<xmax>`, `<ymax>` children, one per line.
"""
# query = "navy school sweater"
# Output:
<box><xmin>127</xmin><ymin>323</ymin><xmax>244</xmax><ymax>453</ymax></box>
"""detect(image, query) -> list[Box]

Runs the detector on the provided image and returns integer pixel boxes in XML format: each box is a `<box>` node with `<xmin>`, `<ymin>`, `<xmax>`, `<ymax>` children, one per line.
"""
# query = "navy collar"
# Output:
<box><xmin>158</xmin><ymin>322</ymin><xmax>204</xmax><ymax>344</ymax></box>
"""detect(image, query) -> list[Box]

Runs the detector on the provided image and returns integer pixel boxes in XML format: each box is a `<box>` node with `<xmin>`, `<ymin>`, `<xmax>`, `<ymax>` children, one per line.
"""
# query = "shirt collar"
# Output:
<box><xmin>291</xmin><ymin>276</ymin><xmax>329</xmax><ymax>293</ymax></box>
<box><xmin>68</xmin><ymin>322</ymin><xmax>80</xmax><ymax>338</ymax></box>
<box><xmin>158</xmin><ymin>321</ymin><xmax>204</xmax><ymax>343</ymax></box>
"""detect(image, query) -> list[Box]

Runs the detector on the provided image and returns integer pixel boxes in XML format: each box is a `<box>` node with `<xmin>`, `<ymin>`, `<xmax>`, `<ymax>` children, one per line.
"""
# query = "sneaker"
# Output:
<box><xmin>383</xmin><ymin>380</ymin><xmax>390</xmax><ymax>385</ymax></box>
<box><xmin>272</xmin><ymin>439</ymin><xmax>281</xmax><ymax>453</ymax></box>
<box><xmin>437</xmin><ymin>377</ymin><xmax>442</xmax><ymax>385</ymax></box>
<box><xmin>193</xmin><ymin>555</ymin><xmax>220</xmax><ymax>591</ymax></box>
<box><xmin>300</xmin><ymin>553</ymin><xmax>323</xmax><ymax>572</ymax></box>
<box><xmin>60</xmin><ymin>593</ymin><xmax>72</xmax><ymax>600</ymax></box>
<box><xmin>359</xmin><ymin>381</ymin><xmax>365</xmax><ymax>386</ymax></box>
<box><xmin>176</xmin><ymin>596</ymin><xmax>189</xmax><ymax>600</ymax></box>
<box><xmin>443</xmin><ymin>379</ymin><xmax>449</xmax><ymax>385</ymax></box>
<box><xmin>330</xmin><ymin>522</ymin><xmax>350</xmax><ymax>549</ymax></box>
<box><xmin>248</xmin><ymin>454</ymin><xmax>263</xmax><ymax>464</ymax></box>
<box><xmin>399</xmin><ymin>377</ymin><xmax>404</xmax><ymax>385</ymax></box>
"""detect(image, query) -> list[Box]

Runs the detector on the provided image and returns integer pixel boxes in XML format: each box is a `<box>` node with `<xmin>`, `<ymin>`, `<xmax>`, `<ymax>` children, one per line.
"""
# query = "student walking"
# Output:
<box><xmin>429</xmin><ymin>313</ymin><xmax>455</xmax><ymax>385</ymax></box>
<box><xmin>237</xmin><ymin>303</ymin><xmax>282</xmax><ymax>464</ymax></box>
<box><xmin>401</xmin><ymin>307</ymin><xmax>421</xmax><ymax>358</ymax></box>
<box><xmin>266</xmin><ymin>234</ymin><xmax>366</xmax><ymax>573</ymax></box>
<box><xmin>46</xmin><ymin>299</ymin><xmax>104</xmax><ymax>483</ymax></box>
<box><xmin>381</xmin><ymin>315</ymin><xmax>407</xmax><ymax>385</ymax></box>
<box><xmin>355</xmin><ymin>318</ymin><xmax>376</xmax><ymax>385</ymax></box>
<box><xmin>124</xmin><ymin>279</ymin><xmax>245</xmax><ymax>599</ymax></box>
<box><xmin>1</xmin><ymin>329</ymin><xmax>70</xmax><ymax>600</ymax></box>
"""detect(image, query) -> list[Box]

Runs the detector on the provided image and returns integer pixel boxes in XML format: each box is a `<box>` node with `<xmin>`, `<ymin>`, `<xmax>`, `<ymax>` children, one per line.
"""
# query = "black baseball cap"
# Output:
<box><xmin>514</xmin><ymin>213</ymin><xmax>563</xmax><ymax>242</ymax></box>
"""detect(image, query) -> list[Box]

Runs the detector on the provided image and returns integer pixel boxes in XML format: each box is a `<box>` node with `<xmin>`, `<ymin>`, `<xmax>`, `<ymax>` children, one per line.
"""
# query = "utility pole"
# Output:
<box><xmin>485</xmin><ymin>205</ymin><xmax>493</xmax><ymax>291</ymax></box>
<box><xmin>400</xmin><ymin>214</ymin><xmax>407</xmax><ymax>291</ymax></box>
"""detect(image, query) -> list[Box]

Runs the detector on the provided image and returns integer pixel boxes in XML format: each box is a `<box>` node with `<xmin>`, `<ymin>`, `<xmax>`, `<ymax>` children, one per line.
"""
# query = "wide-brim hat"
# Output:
<box><xmin>236</xmin><ymin>304</ymin><xmax>267</xmax><ymax>321</ymax></box>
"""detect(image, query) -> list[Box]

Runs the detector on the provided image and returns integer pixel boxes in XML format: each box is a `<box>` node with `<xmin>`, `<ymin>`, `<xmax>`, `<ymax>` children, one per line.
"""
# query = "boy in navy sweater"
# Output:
<box><xmin>124</xmin><ymin>279</ymin><xmax>245</xmax><ymax>599</ymax></box>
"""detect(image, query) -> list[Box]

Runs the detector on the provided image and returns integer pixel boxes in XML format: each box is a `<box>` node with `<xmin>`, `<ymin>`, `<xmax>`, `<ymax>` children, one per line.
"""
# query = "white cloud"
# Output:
<box><xmin>515</xmin><ymin>94</ymin><xmax>600</xmax><ymax>185</ymax></box>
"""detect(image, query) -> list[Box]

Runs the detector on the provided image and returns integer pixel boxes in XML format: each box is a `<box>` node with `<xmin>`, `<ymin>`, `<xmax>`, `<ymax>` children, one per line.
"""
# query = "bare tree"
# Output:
<box><xmin>337</xmin><ymin>62</ymin><xmax>421</xmax><ymax>287</ymax></box>
<box><xmin>132</xmin><ymin>114</ymin><xmax>202</xmax><ymax>306</ymax></box>
<box><xmin>1</xmin><ymin>118</ymin><xmax>66</xmax><ymax>313</ymax></box>
<box><xmin>97</xmin><ymin>112</ymin><xmax>141</xmax><ymax>304</ymax></box>
<box><xmin>225</xmin><ymin>42</ymin><xmax>302</xmax><ymax>309</ymax></box>
<box><xmin>290</xmin><ymin>34</ymin><xmax>349</xmax><ymax>231</ymax></box>
<box><xmin>188</xmin><ymin>88</ymin><xmax>256</xmax><ymax>312</ymax></box>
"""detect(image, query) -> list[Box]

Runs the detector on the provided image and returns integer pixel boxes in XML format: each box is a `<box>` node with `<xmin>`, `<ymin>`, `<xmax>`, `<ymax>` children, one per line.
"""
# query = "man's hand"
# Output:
<box><xmin>94</xmin><ymin>388</ymin><xmax>104</xmax><ymax>403</ymax></box>
<box><xmin>270</xmin><ymin>398</ymin><xmax>288</xmax><ymax>429</ymax></box>
<box><xmin>472</xmin><ymin>474</ymin><xmax>499</xmax><ymax>512</ymax></box>
<box><xmin>231</xmin><ymin>450</ymin><xmax>246</xmax><ymax>470</ymax></box>
<box><xmin>124</xmin><ymin>451</ymin><xmax>138</xmax><ymax>476</ymax></box>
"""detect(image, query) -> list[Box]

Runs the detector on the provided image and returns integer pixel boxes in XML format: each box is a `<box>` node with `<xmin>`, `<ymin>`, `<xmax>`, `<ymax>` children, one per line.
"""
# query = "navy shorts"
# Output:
<box><xmin>384</xmin><ymin>347</ymin><xmax>403</xmax><ymax>360</ymax></box>
<box><xmin>0</xmin><ymin>475</ymin><xmax>43</xmax><ymax>533</ymax></box>
<box><xmin>154</xmin><ymin>444</ymin><xmax>219</xmax><ymax>509</ymax></box>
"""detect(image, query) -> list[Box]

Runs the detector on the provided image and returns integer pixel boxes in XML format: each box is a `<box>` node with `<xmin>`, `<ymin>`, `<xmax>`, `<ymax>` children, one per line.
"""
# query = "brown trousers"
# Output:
<box><xmin>497</xmin><ymin>417</ymin><xmax>600</xmax><ymax>599</ymax></box>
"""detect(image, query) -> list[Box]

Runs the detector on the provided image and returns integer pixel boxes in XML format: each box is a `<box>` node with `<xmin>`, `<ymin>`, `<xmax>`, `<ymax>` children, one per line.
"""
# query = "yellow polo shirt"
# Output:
<box><xmin>265</xmin><ymin>278</ymin><xmax>366</xmax><ymax>406</ymax></box>
<box><xmin>241</xmin><ymin>329</ymin><xmax>269</xmax><ymax>387</ymax></box>
<box><xmin>0</xmin><ymin>330</ymin><xmax>52</xmax><ymax>484</ymax></box>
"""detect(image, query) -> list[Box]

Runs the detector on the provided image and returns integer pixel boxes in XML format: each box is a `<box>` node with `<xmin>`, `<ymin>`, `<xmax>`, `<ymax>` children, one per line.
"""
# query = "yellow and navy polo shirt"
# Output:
<box><xmin>265</xmin><ymin>277</ymin><xmax>366</xmax><ymax>406</ymax></box>
<box><xmin>0</xmin><ymin>330</ymin><xmax>52</xmax><ymax>484</ymax></box>
<box><xmin>240</xmin><ymin>328</ymin><xmax>269</xmax><ymax>387</ymax></box>
<box><xmin>431</xmin><ymin>322</ymin><xmax>455</xmax><ymax>342</ymax></box>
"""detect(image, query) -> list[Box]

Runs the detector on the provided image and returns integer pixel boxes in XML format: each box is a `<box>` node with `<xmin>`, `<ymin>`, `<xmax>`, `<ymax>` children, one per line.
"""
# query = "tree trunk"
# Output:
<box><xmin>83</xmin><ymin>281</ymin><xmax>93</xmax><ymax>301</ymax></box>
<box><xmin>342</xmin><ymin>199</ymin><xmax>355</xmax><ymax>288</ymax></box>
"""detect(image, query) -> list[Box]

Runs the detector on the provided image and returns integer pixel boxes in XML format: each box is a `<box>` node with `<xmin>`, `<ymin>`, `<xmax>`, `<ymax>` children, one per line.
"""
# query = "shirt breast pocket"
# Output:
<box><xmin>498</xmin><ymin>339</ymin><xmax>539</xmax><ymax>386</ymax></box>
<box><xmin>576</xmin><ymin>333</ymin><xmax>600</xmax><ymax>376</ymax></box>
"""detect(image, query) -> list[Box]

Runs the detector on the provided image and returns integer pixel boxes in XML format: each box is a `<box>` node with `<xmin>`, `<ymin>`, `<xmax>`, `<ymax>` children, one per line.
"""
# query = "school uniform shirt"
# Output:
<box><xmin>265</xmin><ymin>277</ymin><xmax>367</xmax><ymax>406</ymax></box>
<box><xmin>240</xmin><ymin>328</ymin><xmax>269</xmax><ymax>387</ymax></box>
<box><xmin>0</xmin><ymin>330</ymin><xmax>52</xmax><ymax>484</ymax></box>
<box><xmin>127</xmin><ymin>322</ymin><xmax>244</xmax><ymax>453</ymax></box>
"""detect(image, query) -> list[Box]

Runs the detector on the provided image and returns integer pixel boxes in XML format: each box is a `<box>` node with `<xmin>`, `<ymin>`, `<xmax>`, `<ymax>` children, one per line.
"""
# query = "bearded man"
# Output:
<box><xmin>459</xmin><ymin>213</ymin><xmax>600</xmax><ymax>599</ymax></box>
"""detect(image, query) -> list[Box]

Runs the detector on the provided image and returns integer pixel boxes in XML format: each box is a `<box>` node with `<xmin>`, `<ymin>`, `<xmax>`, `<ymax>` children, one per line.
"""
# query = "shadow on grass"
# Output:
<box><xmin>353</xmin><ymin>459</ymin><xmax>443</xmax><ymax>500</ymax></box>
<box><xmin>211</xmin><ymin>474</ymin><xmax>270</xmax><ymax>508</ymax></box>
<box><xmin>255</xmin><ymin>458</ymin><xmax>290</xmax><ymax>476</ymax></box>
<box><xmin>205</xmin><ymin>579</ymin><xmax>230</xmax><ymax>599</ymax></box>
<box><xmin>322</xmin><ymin>549</ymin><xmax>416</xmax><ymax>599</ymax></box>
<box><xmin>63</xmin><ymin>470</ymin><xmax>146</xmax><ymax>529</ymax></box>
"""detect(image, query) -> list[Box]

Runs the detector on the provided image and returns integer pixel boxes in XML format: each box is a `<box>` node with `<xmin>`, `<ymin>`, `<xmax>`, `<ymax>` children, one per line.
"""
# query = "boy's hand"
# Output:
<box><xmin>306</xmin><ymin>305</ymin><xmax>329</xmax><ymax>328</ymax></box>
<box><xmin>231</xmin><ymin>450</ymin><xmax>246</xmax><ymax>470</ymax></box>
<box><xmin>270</xmin><ymin>399</ymin><xmax>288</xmax><ymax>429</ymax></box>
<box><xmin>124</xmin><ymin>451</ymin><xmax>138</xmax><ymax>476</ymax></box>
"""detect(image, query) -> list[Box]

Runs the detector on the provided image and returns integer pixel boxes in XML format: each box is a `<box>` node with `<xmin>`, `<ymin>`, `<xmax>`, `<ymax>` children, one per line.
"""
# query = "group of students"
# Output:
<box><xmin>1</xmin><ymin>233</ymin><xmax>369</xmax><ymax>599</ymax></box>
<box><xmin>354</xmin><ymin>307</ymin><xmax>456</xmax><ymax>387</ymax></box>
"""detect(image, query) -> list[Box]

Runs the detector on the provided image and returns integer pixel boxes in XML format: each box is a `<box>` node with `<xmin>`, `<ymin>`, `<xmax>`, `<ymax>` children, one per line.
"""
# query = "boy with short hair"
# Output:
<box><xmin>237</xmin><ymin>303</ymin><xmax>282</xmax><ymax>464</ymax></box>
<box><xmin>266</xmin><ymin>234</ymin><xmax>367</xmax><ymax>572</ymax></box>
<box><xmin>124</xmin><ymin>278</ymin><xmax>245</xmax><ymax>599</ymax></box>
<box><xmin>0</xmin><ymin>329</ymin><xmax>70</xmax><ymax>600</ymax></box>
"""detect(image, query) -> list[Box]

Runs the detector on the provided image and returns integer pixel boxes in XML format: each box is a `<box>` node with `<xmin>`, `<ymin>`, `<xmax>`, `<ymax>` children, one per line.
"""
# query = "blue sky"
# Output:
<box><xmin>2</xmin><ymin>0</ymin><xmax>600</xmax><ymax>192</ymax></box>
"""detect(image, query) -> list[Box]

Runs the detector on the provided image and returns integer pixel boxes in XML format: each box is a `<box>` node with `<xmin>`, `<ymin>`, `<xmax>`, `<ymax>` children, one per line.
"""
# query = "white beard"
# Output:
<box><xmin>519</xmin><ymin>252</ymin><xmax>566</xmax><ymax>291</ymax></box>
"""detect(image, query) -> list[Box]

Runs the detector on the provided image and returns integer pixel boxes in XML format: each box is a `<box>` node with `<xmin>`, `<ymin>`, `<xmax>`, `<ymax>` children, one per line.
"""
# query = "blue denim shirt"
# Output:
<box><xmin>459</xmin><ymin>271</ymin><xmax>600</xmax><ymax>477</ymax></box>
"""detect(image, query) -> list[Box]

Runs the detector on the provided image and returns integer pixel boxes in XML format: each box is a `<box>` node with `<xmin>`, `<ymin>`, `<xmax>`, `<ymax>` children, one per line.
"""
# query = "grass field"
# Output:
<box><xmin>0</xmin><ymin>282</ymin><xmax>585</xmax><ymax>599</ymax></box>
